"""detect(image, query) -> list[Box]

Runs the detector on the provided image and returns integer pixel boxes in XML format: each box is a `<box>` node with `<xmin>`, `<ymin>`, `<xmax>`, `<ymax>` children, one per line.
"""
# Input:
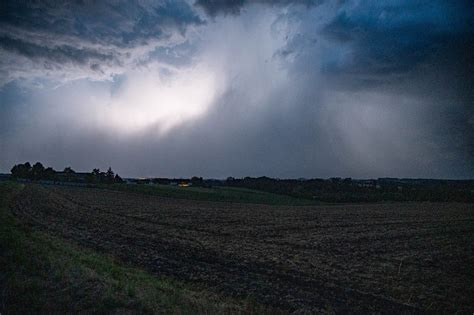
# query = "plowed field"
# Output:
<box><xmin>11</xmin><ymin>185</ymin><xmax>474</xmax><ymax>313</ymax></box>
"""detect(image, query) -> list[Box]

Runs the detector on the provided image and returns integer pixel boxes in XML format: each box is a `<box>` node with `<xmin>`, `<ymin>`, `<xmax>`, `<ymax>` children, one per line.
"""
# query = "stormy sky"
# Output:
<box><xmin>0</xmin><ymin>0</ymin><xmax>473</xmax><ymax>179</ymax></box>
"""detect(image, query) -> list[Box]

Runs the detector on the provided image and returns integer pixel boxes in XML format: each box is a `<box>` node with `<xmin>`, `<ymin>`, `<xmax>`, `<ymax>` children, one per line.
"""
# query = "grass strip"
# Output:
<box><xmin>0</xmin><ymin>182</ymin><xmax>280</xmax><ymax>314</ymax></box>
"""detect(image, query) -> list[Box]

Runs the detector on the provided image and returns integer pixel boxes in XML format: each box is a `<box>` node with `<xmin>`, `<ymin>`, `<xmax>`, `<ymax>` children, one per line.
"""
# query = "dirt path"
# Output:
<box><xmin>12</xmin><ymin>184</ymin><xmax>474</xmax><ymax>313</ymax></box>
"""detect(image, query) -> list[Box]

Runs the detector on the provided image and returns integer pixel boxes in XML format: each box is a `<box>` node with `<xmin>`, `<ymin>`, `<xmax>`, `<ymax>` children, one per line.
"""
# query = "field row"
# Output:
<box><xmin>12</xmin><ymin>185</ymin><xmax>474</xmax><ymax>313</ymax></box>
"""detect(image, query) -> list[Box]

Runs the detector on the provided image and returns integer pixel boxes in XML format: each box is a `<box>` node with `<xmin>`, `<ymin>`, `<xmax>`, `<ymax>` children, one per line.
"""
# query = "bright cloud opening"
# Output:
<box><xmin>105</xmin><ymin>65</ymin><xmax>218</xmax><ymax>134</ymax></box>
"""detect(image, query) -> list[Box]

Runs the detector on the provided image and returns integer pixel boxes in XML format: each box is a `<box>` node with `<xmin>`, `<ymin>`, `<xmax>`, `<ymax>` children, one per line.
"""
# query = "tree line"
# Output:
<box><xmin>10</xmin><ymin>162</ymin><xmax>123</xmax><ymax>184</ymax></box>
<box><xmin>223</xmin><ymin>176</ymin><xmax>474</xmax><ymax>203</ymax></box>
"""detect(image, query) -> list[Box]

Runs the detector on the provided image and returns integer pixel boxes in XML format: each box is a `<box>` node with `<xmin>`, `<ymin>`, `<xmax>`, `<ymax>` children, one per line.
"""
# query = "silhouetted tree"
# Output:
<box><xmin>43</xmin><ymin>167</ymin><xmax>57</xmax><ymax>181</ymax></box>
<box><xmin>10</xmin><ymin>165</ymin><xmax>19</xmax><ymax>178</ymax></box>
<box><xmin>63</xmin><ymin>166</ymin><xmax>75</xmax><ymax>182</ymax></box>
<box><xmin>105</xmin><ymin>167</ymin><xmax>115</xmax><ymax>183</ymax></box>
<box><xmin>86</xmin><ymin>167</ymin><xmax>123</xmax><ymax>184</ymax></box>
<box><xmin>63</xmin><ymin>167</ymin><xmax>75</xmax><ymax>174</ymax></box>
<box><xmin>11</xmin><ymin>162</ymin><xmax>32</xmax><ymax>179</ymax></box>
<box><xmin>87</xmin><ymin>168</ymin><xmax>100</xmax><ymax>183</ymax></box>
<box><xmin>106</xmin><ymin>167</ymin><xmax>114</xmax><ymax>178</ymax></box>
<box><xmin>191</xmin><ymin>176</ymin><xmax>204</xmax><ymax>186</ymax></box>
<box><xmin>32</xmin><ymin>162</ymin><xmax>45</xmax><ymax>180</ymax></box>
<box><xmin>114</xmin><ymin>174</ymin><xmax>123</xmax><ymax>183</ymax></box>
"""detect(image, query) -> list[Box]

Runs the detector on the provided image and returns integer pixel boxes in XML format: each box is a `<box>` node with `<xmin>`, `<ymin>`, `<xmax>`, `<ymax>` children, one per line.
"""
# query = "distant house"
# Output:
<box><xmin>179</xmin><ymin>181</ymin><xmax>191</xmax><ymax>187</ymax></box>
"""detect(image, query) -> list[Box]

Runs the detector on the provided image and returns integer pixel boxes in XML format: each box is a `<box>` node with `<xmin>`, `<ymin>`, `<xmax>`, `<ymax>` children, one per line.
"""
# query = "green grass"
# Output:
<box><xmin>98</xmin><ymin>183</ymin><xmax>315</xmax><ymax>206</ymax></box>
<box><xmin>0</xmin><ymin>182</ymin><xmax>280</xmax><ymax>314</ymax></box>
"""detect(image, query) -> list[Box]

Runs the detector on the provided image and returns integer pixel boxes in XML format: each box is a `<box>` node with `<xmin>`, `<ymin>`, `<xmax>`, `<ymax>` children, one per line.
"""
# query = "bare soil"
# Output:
<box><xmin>11</xmin><ymin>184</ymin><xmax>474</xmax><ymax>313</ymax></box>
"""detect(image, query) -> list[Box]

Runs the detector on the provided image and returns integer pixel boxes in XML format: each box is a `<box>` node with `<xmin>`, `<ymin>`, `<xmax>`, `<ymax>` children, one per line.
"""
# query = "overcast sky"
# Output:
<box><xmin>0</xmin><ymin>0</ymin><xmax>473</xmax><ymax>179</ymax></box>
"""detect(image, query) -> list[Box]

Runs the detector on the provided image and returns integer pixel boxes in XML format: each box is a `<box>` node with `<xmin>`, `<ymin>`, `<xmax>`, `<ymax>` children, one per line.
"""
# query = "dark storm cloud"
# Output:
<box><xmin>321</xmin><ymin>1</ymin><xmax>474</xmax><ymax>80</ymax></box>
<box><xmin>0</xmin><ymin>0</ymin><xmax>473</xmax><ymax>179</ymax></box>
<box><xmin>195</xmin><ymin>0</ymin><xmax>320</xmax><ymax>17</ymax></box>
<box><xmin>195</xmin><ymin>0</ymin><xmax>246</xmax><ymax>16</ymax></box>
<box><xmin>314</xmin><ymin>1</ymin><xmax>474</xmax><ymax>173</ymax></box>
<box><xmin>0</xmin><ymin>1</ymin><xmax>202</xmax><ymax>45</ymax></box>
<box><xmin>0</xmin><ymin>0</ymin><xmax>203</xmax><ymax>85</ymax></box>
<box><xmin>0</xmin><ymin>35</ymin><xmax>116</xmax><ymax>66</ymax></box>
<box><xmin>114</xmin><ymin>0</ymin><xmax>474</xmax><ymax>178</ymax></box>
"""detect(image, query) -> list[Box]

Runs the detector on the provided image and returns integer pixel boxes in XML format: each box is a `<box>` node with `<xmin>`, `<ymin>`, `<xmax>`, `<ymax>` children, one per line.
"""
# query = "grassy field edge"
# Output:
<box><xmin>94</xmin><ymin>183</ymin><xmax>316</xmax><ymax>206</ymax></box>
<box><xmin>0</xmin><ymin>182</ymin><xmax>278</xmax><ymax>314</ymax></box>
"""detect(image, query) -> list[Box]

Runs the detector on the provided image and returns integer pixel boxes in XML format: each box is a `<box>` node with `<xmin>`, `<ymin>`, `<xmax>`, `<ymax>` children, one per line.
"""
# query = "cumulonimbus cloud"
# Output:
<box><xmin>0</xmin><ymin>0</ymin><xmax>203</xmax><ymax>86</ymax></box>
<box><xmin>0</xmin><ymin>0</ymin><xmax>472</xmax><ymax>178</ymax></box>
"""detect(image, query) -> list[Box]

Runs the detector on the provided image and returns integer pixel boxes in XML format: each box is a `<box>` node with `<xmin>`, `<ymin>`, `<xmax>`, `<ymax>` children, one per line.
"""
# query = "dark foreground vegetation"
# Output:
<box><xmin>3</xmin><ymin>182</ymin><xmax>473</xmax><ymax>313</ymax></box>
<box><xmin>0</xmin><ymin>182</ymin><xmax>276</xmax><ymax>314</ymax></box>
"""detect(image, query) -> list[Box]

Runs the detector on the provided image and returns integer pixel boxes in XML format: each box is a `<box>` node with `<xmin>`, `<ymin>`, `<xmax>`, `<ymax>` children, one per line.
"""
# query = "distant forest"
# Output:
<box><xmin>10</xmin><ymin>162</ymin><xmax>123</xmax><ymax>184</ymax></box>
<box><xmin>222</xmin><ymin>177</ymin><xmax>474</xmax><ymax>203</ymax></box>
<box><xmin>137</xmin><ymin>176</ymin><xmax>474</xmax><ymax>203</ymax></box>
<box><xmin>7</xmin><ymin>162</ymin><xmax>474</xmax><ymax>202</ymax></box>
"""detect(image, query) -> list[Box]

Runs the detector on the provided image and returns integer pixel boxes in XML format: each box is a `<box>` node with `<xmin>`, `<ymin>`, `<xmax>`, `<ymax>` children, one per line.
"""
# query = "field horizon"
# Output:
<box><xmin>1</xmin><ymin>181</ymin><xmax>473</xmax><ymax>313</ymax></box>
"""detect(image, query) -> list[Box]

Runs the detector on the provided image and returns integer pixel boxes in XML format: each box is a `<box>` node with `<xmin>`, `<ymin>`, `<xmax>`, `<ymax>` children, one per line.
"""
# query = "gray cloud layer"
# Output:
<box><xmin>195</xmin><ymin>0</ymin><xmax>320</xmax><ymax>16</ymax></box>
<box><xmin>0</xmin><ymin>0</ymin><xmax>473</xmax><ymax>178</ymax></box>
<box><xmin>0</xmin><ymin>0</ymin><xmax>202</xmax><ymax>85</ymax></box>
